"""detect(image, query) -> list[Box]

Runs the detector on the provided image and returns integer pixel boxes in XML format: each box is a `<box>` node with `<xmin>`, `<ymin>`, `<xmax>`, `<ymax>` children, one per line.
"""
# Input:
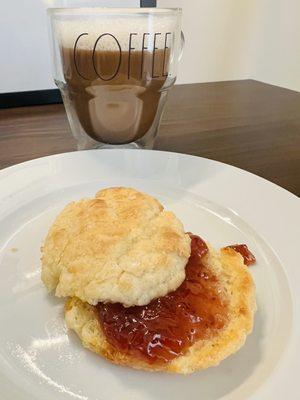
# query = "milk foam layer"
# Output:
<box><xmin>55</xmin><ymin>13</ymin><xmax>177</xmax><ymax>51</ymax></box>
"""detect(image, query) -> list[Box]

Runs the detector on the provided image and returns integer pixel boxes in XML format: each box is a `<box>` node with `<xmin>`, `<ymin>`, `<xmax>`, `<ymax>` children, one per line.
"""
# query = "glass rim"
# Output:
<box><xmin>47</xmin><ymin>7</ymin><xmax>181</xmax><ymax>16</ymax></box>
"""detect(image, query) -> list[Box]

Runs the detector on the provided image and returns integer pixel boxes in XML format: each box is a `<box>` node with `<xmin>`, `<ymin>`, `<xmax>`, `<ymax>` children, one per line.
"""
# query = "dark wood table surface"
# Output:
<box><xmin>0</xmin><ymin>79</ymin><xmax>299</xmax><ymax>196</ymax></box>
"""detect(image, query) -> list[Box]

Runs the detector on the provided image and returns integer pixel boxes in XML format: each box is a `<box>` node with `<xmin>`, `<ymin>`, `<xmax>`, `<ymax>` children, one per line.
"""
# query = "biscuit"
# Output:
<box><xmin>41</xmin><ymin>187</ymin><xmax>191</xmax><ymax>307</ymax></box>
<box><xmin>65</xmin><ymin>246</ymin><xmax>256</xmax><ymax>374</ymax></box>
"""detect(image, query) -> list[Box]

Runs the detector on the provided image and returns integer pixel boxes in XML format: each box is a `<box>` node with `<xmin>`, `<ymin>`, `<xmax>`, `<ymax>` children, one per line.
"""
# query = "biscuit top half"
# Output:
<box><xmin>41</xmin><ymin>187</ymin><xmax>191</xmax><ymax>307</ymax></box>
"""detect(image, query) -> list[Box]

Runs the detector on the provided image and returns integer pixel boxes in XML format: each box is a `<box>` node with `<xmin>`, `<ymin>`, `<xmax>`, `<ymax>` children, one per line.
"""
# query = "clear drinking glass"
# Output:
<box><xmin>47</xmin><ymin>6</ymin><xmax>183</xmax><ymax>150</ymax></box>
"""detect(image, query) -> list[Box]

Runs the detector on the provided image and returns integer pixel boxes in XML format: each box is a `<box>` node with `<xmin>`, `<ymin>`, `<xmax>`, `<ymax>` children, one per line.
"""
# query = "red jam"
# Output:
<box><xmin>96</xmin><ymin>234</ymin><xmax>229</xmax><ymax>364</ymax></box>
<box><xmin>225</xmin><ymin>244</ymin><xmax>256</xmax><ymax>266</ymax></box>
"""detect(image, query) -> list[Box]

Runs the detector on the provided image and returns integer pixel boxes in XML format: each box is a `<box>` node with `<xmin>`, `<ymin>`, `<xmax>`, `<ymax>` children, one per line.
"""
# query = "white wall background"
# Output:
<box><xmin>1</xmin><ymin>0</ymin><xmax>300</xmax><ymax>93</ymax></box>
<box><xmin>161</xmin><ymin>0</ymin><xmax>300</xmax><ymax>90</ymax></box>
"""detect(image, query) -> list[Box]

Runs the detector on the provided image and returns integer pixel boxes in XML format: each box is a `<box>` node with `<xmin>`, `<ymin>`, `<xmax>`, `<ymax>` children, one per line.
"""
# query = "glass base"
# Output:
<box><xmin>77</xmin><ymin>138</ymin><xmax>154</xmax><ymax>151</ymax></box>
<box><xmin>75</xmin><ymin>132</ymin><xmax>156</xmax><ymax>151</ymax></box>
<box><xmin>94</xmin><ymin>142</ymin><xmax>142</xmax><ymax>150</ymax></box>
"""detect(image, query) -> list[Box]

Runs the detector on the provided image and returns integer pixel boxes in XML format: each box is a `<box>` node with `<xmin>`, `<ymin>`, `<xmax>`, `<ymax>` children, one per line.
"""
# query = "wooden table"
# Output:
<box><xmin>1</xmin><ymin>79</ymin><xmax>299</xmax><ymax>196</ymax></box>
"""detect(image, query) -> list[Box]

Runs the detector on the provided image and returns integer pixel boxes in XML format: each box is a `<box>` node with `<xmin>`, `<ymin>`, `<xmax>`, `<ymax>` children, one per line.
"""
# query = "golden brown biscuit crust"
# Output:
<box><xmin>65</xmin><ymin>247</ymin><xmax>256</xmax><ymax>374</ymax></box>
<box><xmin>41</xmin><ymin>187</ymin><xmax>191</xmax><ymax>307</ymax></box>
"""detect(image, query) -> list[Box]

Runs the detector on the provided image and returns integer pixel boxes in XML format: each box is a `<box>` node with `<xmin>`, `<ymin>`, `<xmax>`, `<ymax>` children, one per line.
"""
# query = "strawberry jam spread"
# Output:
<box><xmin>225</xmin><ymin>244</ymin><xmax>256</xmax><ymax>266</ymax></box>
<box><xmin>96</xmin><ymin>234</ymin><xmax>230</xmax><ymax>364</ymax></box>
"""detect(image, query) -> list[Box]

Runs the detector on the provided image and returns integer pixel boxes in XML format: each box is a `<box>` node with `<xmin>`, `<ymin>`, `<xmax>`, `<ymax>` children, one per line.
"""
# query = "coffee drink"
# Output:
<box><xmin>61</xmin><ymin>45</ymin><xmax>170</xmax><ymax>144</ymax></box>
<box><xmin>50</xmin><ymin>10</ymin><xmax>182</xmax><ymax>148</ymax></box>
<box><xmin>57</xmin><ymin>20</ymin><xmax>174</xmax><ymax>144</ymax></box>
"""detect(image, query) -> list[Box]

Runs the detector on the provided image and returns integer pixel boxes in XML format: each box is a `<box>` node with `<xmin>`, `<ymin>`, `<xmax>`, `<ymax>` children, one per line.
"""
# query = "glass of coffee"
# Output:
<box><xmin>48</xmin><ymin>6</ymin><xmax>184</xmax><ymax>150</ymax></box>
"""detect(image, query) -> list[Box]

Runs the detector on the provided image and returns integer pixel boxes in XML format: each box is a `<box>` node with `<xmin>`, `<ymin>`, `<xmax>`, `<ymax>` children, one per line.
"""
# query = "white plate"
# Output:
<box><xmin>0</xmin><ymin>149</ymin><xmax>299</xmax><ymax>400</ymax></box>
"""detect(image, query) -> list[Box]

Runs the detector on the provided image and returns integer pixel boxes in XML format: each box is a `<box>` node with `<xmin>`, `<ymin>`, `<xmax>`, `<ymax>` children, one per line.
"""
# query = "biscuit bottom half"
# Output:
<box><xmin>65</xmin><ymin>245</ymin><xmax>256</xmax><ymax>374</ymax></box>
